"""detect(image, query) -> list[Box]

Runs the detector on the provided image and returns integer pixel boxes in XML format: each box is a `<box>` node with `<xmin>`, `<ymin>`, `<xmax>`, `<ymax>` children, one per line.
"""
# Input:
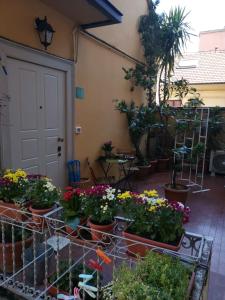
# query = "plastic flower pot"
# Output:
<box><xmin>24</xmin><ymin>243</ymin><xmax>54</xmax><ymax>285</ymax></box>
<box><xmin>164</xmin><ymin>184</ymin><xmax>190</xmax><ymax>205</ymax></box>
<box><xmin>88</xmin><ymin>218</ymin><xmax>116</xmax><ymax>241</ymax></box>
<box><xmin>123</xmin><ymin>231</ymin><xmax>184</xmax><ymax>257</ymax></box>
<box><xmin>65</xmin><ymin>217</ymin><xmax>87</xmax><ymax>237</ymax></box>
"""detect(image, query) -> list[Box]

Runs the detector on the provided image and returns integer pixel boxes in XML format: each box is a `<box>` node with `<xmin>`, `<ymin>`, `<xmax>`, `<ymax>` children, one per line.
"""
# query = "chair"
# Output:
<box><xmin>67</xmin><ymin>160</ymin><xmax>91</xmax><ymax>189</ymax></box>
<box><xmin>86</xmin><ymin>158</ymin><xmax>115</xmax><ymax>185</ymax></box>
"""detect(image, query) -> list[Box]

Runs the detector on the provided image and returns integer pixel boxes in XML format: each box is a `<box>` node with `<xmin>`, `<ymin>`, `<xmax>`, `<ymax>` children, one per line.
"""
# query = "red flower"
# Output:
<box><xmin>64</xmin><ymin>191</ymin><xmax>73</xmax><ymax>201</ymax></box>
<box><xmin>65</xmin><ymin>186</ymin><xmax>73</xmax><ymax>191</ymax></box>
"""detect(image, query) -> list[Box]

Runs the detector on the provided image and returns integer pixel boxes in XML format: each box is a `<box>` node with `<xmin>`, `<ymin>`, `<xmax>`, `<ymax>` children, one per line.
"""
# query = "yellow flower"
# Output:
<box><xmin>156</xmin><ymin>198</ymin><xmax>167</xmax><ymax>206</ymax></box>
<box><xmin>144</xmin><ymin>189</ymin><xmax>158</xmax><ymax>198</ymax></box>
<box><xmin>117</xmin><ymin>191</ymin><xmax>132</xmax><ymax>200</ymax></box>
<box><xmin>148</xmin><ymin>206</ymin><xmax>157</xmax><ymax>212</ymax></box>
<box><xmin>15</xmin><ymin>169</ymin><xmax>27</xmax><ymax>178</ymax></box>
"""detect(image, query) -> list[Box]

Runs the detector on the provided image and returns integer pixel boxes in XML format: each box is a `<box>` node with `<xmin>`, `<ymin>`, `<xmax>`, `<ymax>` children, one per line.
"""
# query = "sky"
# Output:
<box><xmin>157</xmin><ymin>0</ymin><xmax>225</xmax><ymax>52</ymax></box>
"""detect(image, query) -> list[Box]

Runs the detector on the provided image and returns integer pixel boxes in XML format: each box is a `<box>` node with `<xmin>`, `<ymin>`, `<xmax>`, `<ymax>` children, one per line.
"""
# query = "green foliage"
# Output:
<box><xmin>170</xmin><ymin>78</ymin><xmax>197</xmax><ymax>103</ymax></box>
<box><xmin>171</xmin><ymin>145</ymin><xmax>191</xmax><ymax>188</ymax></box>
<box><xmin>115</xmin><ymin>100</ymin><xmax>156</xmax><ymax>164</ymax></box>
<box><xmin>207</xmin><ymin>107</ymin><xmax>225</xmax><ymax>151</ymax></box>
<box><xmin>48</xmin><ymin>261</ymin><xmax>97</xmax><ymax>298</ymax></box>
<box><xmin>27</xmin><ymin>177</ymin><xmax>60</xmax><ymax>209</ymax></box>
<box><xmin>113</xmin><ymin>251</ymin><xmax>193</xmax><ymax>300</ymax></box>
<box><xmin>120</xmin><ymin>192</ymin><xmax>184</xmax><ymax>244</ymax></box>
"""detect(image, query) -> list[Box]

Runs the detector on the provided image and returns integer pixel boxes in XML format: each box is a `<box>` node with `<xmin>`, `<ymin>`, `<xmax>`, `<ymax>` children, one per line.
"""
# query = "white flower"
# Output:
<box><xmin>45</xmin><ymin>181</ymin><xmax>55</xmax><ymax>192</ymax></box>
<box><xmin>102</xmin><ymin>195</ymin><xmax>106</xmax><ymax>200</ymax></box>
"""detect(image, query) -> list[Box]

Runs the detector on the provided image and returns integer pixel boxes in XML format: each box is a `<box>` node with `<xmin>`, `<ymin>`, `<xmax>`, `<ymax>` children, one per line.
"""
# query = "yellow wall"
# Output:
<box><xmin>0</xmin><ymin>0</ymin><xmax>147</xmax><ymax>179</ymax></box>
<box><xmin>75</xmin><ymin>34</ymin><xmax>144</xmax><ymax>177</ymax></box>
<box><xmin>190</xmin><ymin>84</ymin><xmax>225</xmax><ymax>107</ymax></box>
<box><xmin>0</xmin><ymin>0</ymin><xmax>74</xmax><ymax>59</ymax></box>
<box><xmin>89</xmin><ymin>0</ymin><xmax>147</xmax><ymax>62</ymax></box>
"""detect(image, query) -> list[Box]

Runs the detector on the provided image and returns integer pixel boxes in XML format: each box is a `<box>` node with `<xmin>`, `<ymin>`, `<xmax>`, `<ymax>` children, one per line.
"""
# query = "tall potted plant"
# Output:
<box><xmin>81</xmin><ymin>185</ymin><xmax>118</xmax><ymax>241</ymax></box>
<box><xmin>119</xmin><ymin>189</ymin><xmax>190</xmax><ymax>256</ymax></box>
<box><xmin>164</xmin><ymin>146</ymin><xmax>191</xmax><ymax>204</ymax></box>
<box><xmin>115</xmin><ymin>101</ymin><xmax>155</xmax><ymax>177</ymax></box>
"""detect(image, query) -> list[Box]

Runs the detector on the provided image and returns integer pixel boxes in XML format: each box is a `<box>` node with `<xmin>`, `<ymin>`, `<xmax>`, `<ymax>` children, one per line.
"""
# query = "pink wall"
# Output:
<box><xmin>199</xmin><ymin>29</ymin><xmax>225</xmax><ymax>51</ymax></box>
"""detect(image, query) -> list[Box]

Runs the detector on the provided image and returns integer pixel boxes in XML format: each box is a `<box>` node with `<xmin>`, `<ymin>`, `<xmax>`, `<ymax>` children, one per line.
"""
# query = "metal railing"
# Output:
<box><xmin>0</xmin><ymin>204</ymin><xmax>212</xmax><ymax>300</ymax></box>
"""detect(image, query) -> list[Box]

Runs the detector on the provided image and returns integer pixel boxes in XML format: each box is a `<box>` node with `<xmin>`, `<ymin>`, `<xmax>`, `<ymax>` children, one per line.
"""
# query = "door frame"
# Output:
<box><xmin>0</xmin><ymin>37</ymin><xmax>74</xmax><ymax>171</ymax></box>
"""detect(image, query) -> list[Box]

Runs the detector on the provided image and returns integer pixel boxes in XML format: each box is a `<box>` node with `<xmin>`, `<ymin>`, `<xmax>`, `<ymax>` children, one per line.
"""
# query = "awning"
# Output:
<box><xmin>41</xmin><ymin>0</ymin><xmax>123</xmax><ymax>29</ymax></box>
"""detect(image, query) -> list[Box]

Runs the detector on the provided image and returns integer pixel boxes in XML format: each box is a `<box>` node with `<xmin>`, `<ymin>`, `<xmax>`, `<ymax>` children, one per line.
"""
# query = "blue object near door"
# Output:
<box><xmin>67</xmin><ymin>160</ymin><xmax>81</xmax><ymax>185</ymax></box>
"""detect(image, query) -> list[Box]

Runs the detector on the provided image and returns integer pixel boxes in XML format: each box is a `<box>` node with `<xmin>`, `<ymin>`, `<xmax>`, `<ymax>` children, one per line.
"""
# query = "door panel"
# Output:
<box><xmin>7</xmin><ymin>58</ymin><xmax>66</xmax><ymax>187</ymax></box>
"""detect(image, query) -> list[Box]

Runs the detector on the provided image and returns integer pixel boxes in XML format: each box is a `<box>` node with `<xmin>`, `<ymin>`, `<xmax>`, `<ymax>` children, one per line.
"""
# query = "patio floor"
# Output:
<box><xmin>133</xmin><ymin>171</ymin><xmax>225</xmax><ymax>300</ymax></box>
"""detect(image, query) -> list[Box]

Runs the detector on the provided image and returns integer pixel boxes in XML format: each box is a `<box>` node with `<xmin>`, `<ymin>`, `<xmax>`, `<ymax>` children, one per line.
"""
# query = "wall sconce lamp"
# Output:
<box><xmin>35</xmin><ymin>16</ymin><xmax>55</xmax><ymax>50</ymax></box>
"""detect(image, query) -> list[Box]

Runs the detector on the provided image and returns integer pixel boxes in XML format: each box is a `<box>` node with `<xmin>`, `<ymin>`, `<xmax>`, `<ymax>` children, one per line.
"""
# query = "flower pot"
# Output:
<box><xmin>164</xmin><ymin>184</ymin><xmax>190</xmax><ymax>205</ymax></box>
<box><xmin>0</xmin><ymin>236</ymin><xmax>33</xmax><ymax>273</ymax></box>
<box><xmin>157</xmin><ymin>158</ymin><xmax>169</xmax><ymax>171</ymax></box>
<box><xmin>135</xmin><ymin>164</ymin><xmax>151</xmax><ymax>179</ymax></box>
<box><xmin>88</xmin><ymin>218</ymin><xmax>116</xmax><ymax>241</ymax></box>
<box><xmin>47</xmin><ymin>284</ymin><xmax>69</xmax><ymax>297</ymax></box>
<box><xmin>123</xmin><ymin>231</ymin><xmax>183</xmax><ymax>257</ymax></box>
<box><xmin>65</xmin><ymin>217</ymin><xmax>87</xmax><ymax>237</ymax></box>
<box><xmin>187</xmin><ymin>272</ymin><xmax>195</xmax><ymax>299</ymax></box>
<box><xmin>149</xmin><ymin>160</ymin><xmax>158</xmax><ymax>174</ymax></box>
<box><xmin>29</xmin><ymin>205</ymin><xmax>54</xmax><ymax>227</ymax></box>
<box><xmin>0</xmin><ymin>201</ymin><xmax>24</xmax><ymax>221</ymax></box>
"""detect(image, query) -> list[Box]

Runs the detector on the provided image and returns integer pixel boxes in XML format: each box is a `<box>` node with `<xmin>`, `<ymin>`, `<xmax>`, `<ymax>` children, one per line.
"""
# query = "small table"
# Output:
<box><xmin>98</xmin><ymin>156</ymin><xmax>137</xmax><ymax>190</ymax></box>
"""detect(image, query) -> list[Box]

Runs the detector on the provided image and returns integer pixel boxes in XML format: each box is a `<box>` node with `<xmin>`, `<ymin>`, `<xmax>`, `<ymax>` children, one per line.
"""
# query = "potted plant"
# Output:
<box><xmin>102</xmin><ymin>141</ymin><xmax>114</xmax><ymax>158</ymax></box>
<box><xmin>111</xmin><ymin>251</ymin><xmax>195</xmax><ymax>300</ymax></box>
<box><xmin>0</xmin><ymin>224</ymin><xmax>32</xmax><ymax>273</ymax></box>
<box><xmin>164</xmin><ymin>145</ymin><xmax>191</xmax><ymax>204</ymax></box>
<box><xmin>48</xmin><ymin>261</ymin><xmax>98</xmax><ymax>298</ymax></box>
<box><xmin>81</xmin><ymin>185</ymin><xmax>118</xmax><ymax>241</ymax></box>
<box><xmin>61</xmin><ymin>186</ymin><xmax>86</xmax><ymax>235</ymax></box>
<box><xmin>0</xmin><ymin>169</ymin><xmax>29</xmax><ymax>220</ymax></box>
<box><xmin>119</xmin><ymin>189</ymin><xmax>189</xmax><ymax>256</ymax></box>
<box><xmin>115</xmin><ymin>101</ymin><xmax>154</xmax><ymax>177</ymax></box>
<box><xmin>28</xmin><ymin>177</ymin><xmax>60</xmax><ymax>225</ymax></box>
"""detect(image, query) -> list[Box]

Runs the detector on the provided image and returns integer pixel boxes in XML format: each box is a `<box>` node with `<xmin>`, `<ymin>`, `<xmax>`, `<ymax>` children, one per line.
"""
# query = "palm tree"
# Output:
<box><xmin>158</xmin><ymin>6</ymin><xmax>191</xmax><ymax>103</ymax></box>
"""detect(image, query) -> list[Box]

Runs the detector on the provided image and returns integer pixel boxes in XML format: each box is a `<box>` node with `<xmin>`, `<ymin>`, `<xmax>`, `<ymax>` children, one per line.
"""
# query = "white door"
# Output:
<box><xmin>7</xmin><ymin>58</ymin><xmax>66</xmax><ymax>187</ymax></box>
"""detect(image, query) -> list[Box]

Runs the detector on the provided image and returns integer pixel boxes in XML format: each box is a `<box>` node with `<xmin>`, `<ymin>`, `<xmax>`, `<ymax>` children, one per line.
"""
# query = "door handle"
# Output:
<box><xmin>57</xmin><ymin>146</ymin><xmax>62</xmax><ymax>152</ymax></box>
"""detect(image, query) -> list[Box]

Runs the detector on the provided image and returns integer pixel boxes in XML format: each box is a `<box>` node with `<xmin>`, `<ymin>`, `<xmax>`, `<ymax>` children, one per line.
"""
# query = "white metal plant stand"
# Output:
<box><xmin>175</xmin><ymin>107</ymin><xmax>210</xmax><ymax>193</ymax></box>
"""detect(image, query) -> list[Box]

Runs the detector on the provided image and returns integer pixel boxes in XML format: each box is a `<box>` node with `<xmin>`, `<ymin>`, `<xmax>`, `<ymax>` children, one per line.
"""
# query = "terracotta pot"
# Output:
<box><xmin>157</xmin><ymin>158</ymin><xmax>170</xmax><ymax>171</ymax></box>
<box><xmin>187</xmin><ymin>272</ymin><xmax>195</xmax><ymax>299</ymax></box>
<box><xmin>135</xmin><ymin>164</ymin><xmax>151</xmax><ymax>179</ymax></box>
<box><xmin>88</xmin><ymin>218</ymin><xmax>116</xmax><ymax>241</ymax></box>
<box><xmin>29</xmin><ymin>205</ymin><xmax>54</xmax><ymax>226</ymax></box>
<box><xmin>164</xmin><ymin>184</ymin><xmax>190</xmax><ymax>205</ymax></box>
<box><xmin>47</xmin><ymin>284</ymin><xmax>69</xmax><ymax>297</ymax></box>
<box><xmin>149</xmin><ymin>160</ymin><xmax>158</xmax><ymax>174</ymax></box>
<box><xmin>123</xmin><ymin>231</ymin><xmax>183</xmax><ymax>257</ymax></box>
<box><xmin>0</xmin><ymin>202</ymin><xmax>24</xmax><ymax>221</ymax></box>
<box><xmin>0</xmin><ymin>236</ymin><xmax>33</xmax><ymax>273</ymax></box>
